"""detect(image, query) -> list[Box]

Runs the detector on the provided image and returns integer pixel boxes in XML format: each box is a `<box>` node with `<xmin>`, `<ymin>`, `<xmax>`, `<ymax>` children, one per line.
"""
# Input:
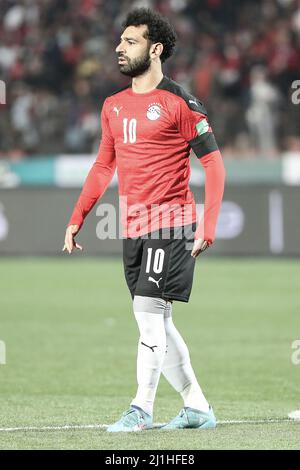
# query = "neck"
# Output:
<box><xmin>131</xmin><ymin>67</ymin><xmax>164</xmax><ymax>94</ymax></box>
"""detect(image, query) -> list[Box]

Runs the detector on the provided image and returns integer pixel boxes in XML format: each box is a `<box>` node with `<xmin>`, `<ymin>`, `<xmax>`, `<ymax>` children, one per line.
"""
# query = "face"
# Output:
<box><xmin>115</xmin><ymin>25</ymin><xmax>153</xmax><ymax>77</ymax></box>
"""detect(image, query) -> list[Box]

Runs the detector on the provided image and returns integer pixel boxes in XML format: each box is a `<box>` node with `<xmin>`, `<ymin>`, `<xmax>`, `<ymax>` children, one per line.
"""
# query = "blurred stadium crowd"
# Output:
<box><xmin>0</xmin><ymin>0</ymin><xmax>299</xmax><ymax>159</ymax></box>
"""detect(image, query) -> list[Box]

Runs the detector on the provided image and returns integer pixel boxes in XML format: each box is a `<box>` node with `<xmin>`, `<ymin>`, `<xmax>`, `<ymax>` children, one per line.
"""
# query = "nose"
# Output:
<box><xmin>115</xmin><ymin>42</ymin><xmax>125</xmax><ymax>54</ymax></box>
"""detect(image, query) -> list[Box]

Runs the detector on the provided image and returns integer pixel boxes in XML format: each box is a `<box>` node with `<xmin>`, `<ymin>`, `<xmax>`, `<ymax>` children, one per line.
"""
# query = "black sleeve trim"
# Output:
<box><xmin>157</xmin><ymin>76</ymin><xmax>207</xmax><ymax>115</ymax></box>
<box><xmin>188</xmin><ymin>132</ymin><xmax>219</xmax><ymax>158</ymax></box>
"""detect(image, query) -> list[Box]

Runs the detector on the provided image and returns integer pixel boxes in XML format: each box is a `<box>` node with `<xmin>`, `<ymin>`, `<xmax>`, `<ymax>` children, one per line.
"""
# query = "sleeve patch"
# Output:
<box><xmin>196</xmin><ymin>118</ymin><xmax>209</xmax><ymax>136</ymax></box>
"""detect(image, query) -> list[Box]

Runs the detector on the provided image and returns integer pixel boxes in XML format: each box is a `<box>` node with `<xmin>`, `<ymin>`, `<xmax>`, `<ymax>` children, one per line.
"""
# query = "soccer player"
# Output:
<box><xmin>63</xmin><ymin>8</ymin><xmax>225</xmax><ymax>432</ymax></box>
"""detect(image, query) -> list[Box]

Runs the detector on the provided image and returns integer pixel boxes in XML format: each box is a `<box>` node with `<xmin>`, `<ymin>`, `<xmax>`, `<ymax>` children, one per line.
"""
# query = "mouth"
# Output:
<box><xmin>118</xmin><ymin>57</ymin><xmax>127</xmax><ymax>64</ymax></box>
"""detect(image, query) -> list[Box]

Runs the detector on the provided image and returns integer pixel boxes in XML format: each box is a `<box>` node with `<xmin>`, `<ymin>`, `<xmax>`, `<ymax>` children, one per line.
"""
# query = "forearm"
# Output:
<box><xmin>68</xmin><ymin>158</ymin><xmax>116</xmax><ymax>229</ymax></box>
<box><xmin>195</xmin><ymin>150</ymin><xmax>226</xmax><ymax>243</ymax></box>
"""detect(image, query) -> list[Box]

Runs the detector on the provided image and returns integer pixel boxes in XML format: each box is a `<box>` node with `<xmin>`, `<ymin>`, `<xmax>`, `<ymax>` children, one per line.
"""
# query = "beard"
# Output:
<box><xmin>118</xmin><ymin>46</ymin><xmax>151</xmax><ymax>77</ymax></box>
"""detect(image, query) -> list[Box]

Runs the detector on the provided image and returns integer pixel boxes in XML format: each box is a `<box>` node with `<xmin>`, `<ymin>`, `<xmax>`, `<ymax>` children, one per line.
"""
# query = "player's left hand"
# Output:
<box><xmin>191</xmin><ymin>238</ymin><xmax>210</xmax><ymax>258</ymax></box>
<box><xmin>62</xmin><ymin>224</ymin><xmax>83</xmax><ymax>254</ymax></box>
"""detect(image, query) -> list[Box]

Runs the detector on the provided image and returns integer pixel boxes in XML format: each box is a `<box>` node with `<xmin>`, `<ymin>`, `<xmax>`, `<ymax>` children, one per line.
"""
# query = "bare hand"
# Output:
<box><xmin>62</xmin><ymin>225</ymin><xmax>83</xmax><ymax>254</ymax></box>
<box><xmin>191</xmin><ymin>238</ymin><xmax>210</xmax><ymax>258</ymax></box>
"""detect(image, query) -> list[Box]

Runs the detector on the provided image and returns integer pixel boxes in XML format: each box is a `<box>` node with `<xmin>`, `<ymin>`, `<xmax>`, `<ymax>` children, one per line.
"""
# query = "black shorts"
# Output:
<box><xmin>123</xmin><ymin>223</ymin><xmax>196</xmax><ymax>303</ymax></box>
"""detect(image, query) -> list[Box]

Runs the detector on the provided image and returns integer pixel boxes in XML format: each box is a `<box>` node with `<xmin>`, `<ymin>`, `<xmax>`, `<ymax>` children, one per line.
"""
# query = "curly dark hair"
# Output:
<box><xmin>122</xmin><ymin>8</ymin><xmax>177</xmax><ymax>63</ymax></box>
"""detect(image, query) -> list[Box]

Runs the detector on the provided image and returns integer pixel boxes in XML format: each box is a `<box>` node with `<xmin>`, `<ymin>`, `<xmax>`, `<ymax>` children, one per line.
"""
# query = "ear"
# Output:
<box><xmin>150</xmin><ymin>42</ymin><xmax>164</xmax><ymax>59</ymax></box>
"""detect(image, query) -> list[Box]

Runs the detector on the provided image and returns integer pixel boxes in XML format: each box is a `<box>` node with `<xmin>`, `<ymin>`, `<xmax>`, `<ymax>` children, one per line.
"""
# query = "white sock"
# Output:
<box><xmin>130</xmin><ymin>296</ymin><xmax>167</xmax><ymax>416</ymax></box>
<box><xmin>162</xmin><ymin>304</ymin><xmax>209</xmax><ymax>413</ymax></box>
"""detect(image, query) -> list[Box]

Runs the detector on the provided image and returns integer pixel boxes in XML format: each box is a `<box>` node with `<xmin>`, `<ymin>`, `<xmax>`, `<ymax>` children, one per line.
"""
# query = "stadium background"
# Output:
<box><xmin>0</xmin><ymin>0</ymin><xmax>299</xmax><ymax>450</ymax></box>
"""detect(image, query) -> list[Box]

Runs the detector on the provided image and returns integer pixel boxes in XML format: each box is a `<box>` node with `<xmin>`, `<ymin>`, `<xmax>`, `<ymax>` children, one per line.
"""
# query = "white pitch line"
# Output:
<box><xmin>217</xmin><ymin>418</ymin><xmax>292</xmax><ymax>425</ymax></box>
<box><xmin>0</xmin><ymin>424</ymin><xmax>108</xmax><ymax>433</ymax></box>
<box><xmin>0</xmin><ymin>418</ymin><xmax>296</xmax><ymax>433</ymax></box>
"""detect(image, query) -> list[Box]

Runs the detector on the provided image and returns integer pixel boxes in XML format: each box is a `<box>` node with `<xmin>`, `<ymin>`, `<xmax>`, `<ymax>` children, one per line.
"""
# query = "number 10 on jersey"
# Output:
<box><xmin>123</xmin><ymin>118</ymin><xmax>137</xmax><ymax>143</ymax></box>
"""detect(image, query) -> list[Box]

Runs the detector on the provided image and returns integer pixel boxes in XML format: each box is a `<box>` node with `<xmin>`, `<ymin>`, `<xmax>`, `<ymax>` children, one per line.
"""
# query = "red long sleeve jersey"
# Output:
<box><xmin>69</xmin><ymin>75</ymin><xmax>225</xmax><ymax>242</ymax></box>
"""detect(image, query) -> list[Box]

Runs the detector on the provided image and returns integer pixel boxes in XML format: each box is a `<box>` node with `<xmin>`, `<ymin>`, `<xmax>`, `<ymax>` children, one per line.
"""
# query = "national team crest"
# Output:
<box><xmin>147</xmin><ymin>103</ymin><xmax>161</xmax><ymax>121</ymax></box>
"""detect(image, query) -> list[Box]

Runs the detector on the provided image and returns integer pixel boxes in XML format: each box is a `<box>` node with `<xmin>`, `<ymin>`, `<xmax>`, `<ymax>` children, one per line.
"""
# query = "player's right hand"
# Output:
<box><xmin>62</xmin><ymin>224</ymin><xmax>83</xmax><ymax>254</ymax></box>
<box><xmin>191</xmin><ymin>238</ymin><xmax>210</xmax><ymax>258</ymax></box>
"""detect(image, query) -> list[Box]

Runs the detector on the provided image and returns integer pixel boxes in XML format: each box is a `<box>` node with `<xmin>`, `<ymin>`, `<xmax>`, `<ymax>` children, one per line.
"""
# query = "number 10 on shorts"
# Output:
<box><xmin>146</xmin><ymin>248</ymin><xmax>165</xmax><ymax>274</ymax></box>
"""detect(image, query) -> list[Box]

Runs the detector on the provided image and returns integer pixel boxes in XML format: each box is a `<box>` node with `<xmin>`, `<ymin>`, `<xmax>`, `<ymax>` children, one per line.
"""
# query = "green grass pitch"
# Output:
<box><xmin>0</xmin><ymin>257</ymin><xmax>299</xmax><ymax>449</ymax></box>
